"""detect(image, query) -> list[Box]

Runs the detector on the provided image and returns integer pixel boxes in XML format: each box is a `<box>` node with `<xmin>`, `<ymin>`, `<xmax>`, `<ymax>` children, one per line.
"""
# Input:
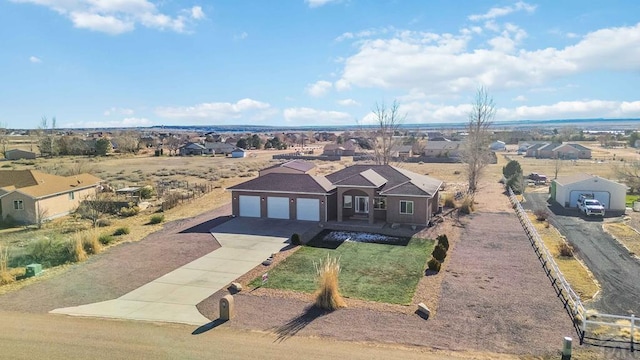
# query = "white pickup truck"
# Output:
<box><xmin>577</xmin><ymin>196</ymin><xmax>605</xmax><ymax>217</ymax></box>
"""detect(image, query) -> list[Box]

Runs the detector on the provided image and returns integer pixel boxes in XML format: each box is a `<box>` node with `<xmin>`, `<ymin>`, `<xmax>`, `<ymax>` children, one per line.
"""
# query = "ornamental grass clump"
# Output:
<box><xmin>314</xmin><ymin>255</ymin><xmax>346</xmax><ymax>310</ymax></box>
<box><xmin>0</xmin><ymin>245</ymin><xmax>15</xmax><ymax>285</ymax></box>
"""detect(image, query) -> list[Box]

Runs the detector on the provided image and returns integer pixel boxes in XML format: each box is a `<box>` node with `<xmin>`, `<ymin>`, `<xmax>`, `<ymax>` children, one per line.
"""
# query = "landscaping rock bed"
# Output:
<box><xmin>307</xmin><ymin>230</ymin><xmax>409</xmax><ymax>249</ymax></box>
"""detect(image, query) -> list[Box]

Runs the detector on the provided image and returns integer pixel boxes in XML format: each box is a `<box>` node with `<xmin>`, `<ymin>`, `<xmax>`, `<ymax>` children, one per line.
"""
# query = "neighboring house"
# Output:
<box><xmin>228</xmin><ymin>164</ymin><xmax>442</xmax><ymax>226</ymax></box>
<box><xmin>537</xmin><ymin>143</ymin><xmax>562</xmax><ymax>158</ymax></box>
<box><xmin>394</xmin><ymin>145</ymin><xmax>414</xmax><ymax>160</ymax></box>
<box><xmin>489</xmin><ymin>140</ymin><xmax>506</xmax><ymax>151</ymax></box>
<box><xmin>205</xmin><ymin>142</ymin><xmax>236</xmax><ymax>155</ymax></box>
<box><xmin>259</xmin><ymin>159</ymin><xmax>316</xmax><ymax>176</ymax></box>
<box><xmin>0</xmin><ymin>170</ymin><xmax>102</xmax><ymax>224</ymax></box>
<box><xmin>423</xmin><ymin>141</ymin><xmax>462</xmax><ymax>158</ymax></box>
<box><xmin>634</xmin><ymin>139</ymin><xmax>640</xmax><ymax>149</ymax></box>
<box><xmin>231</xmin><ymin>148</ymin><xmax>247</xmax><ymax>158</ymax></box>
<box><xmin>4</xmin><ymin>149</ymin><xmax>36</xmax><ymax>160</ymax></box>
<box><xmin>323</xmin><ymin>139</ymin><xmax>358</xmax><ymax>156</ymax></box>
<box><xmin>525</xmin><ymin>142</ymin><xmax>591</xmax><ymax>159</ymax></box>
<box><xmin>179</xmin><ymin>142</ymin><xmax>207</xmax><ymax>156</ymax></box>
<box><xmin>550</xmin><ymin>173</ymin><xmax>626</xmax><ymax>211</ymax></box>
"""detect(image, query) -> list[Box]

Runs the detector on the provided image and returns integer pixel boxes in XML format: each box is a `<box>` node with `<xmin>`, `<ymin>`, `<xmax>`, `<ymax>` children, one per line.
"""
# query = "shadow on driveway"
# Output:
<box><xmin>179</xmin><ymin>216</ymin><xmax>234</xmax><ymax>234</ymax></box>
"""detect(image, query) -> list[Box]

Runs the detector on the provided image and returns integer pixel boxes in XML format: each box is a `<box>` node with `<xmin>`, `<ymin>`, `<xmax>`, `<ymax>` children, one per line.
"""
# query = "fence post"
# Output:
<box><xmin>631</xmin><ymin>314</ymin><xmax>635</xmax><ymax>352</ymax></box>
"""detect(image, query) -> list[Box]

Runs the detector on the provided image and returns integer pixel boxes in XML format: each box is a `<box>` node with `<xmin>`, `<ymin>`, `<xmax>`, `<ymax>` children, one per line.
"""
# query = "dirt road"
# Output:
<box><xmin>0</xmin><ymin>311</ymin><xmax>518</xmax><ymax>360</ymax></box>
<box><xmin>524</xmin><ymin>193</ymin><xmax>640</xmax><ymax>315</ymax></box>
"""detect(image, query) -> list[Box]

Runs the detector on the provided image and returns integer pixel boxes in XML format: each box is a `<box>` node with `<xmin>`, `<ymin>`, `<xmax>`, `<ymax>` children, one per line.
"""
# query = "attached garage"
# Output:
<box><xmin>551</xmin><ymin>173</ymin><xmax>627</xmax><ymax>211</ymax></box>
<box><xmin>267</xmin><ymin>196</ymin><xmax>290</xmax><ymax>219</ymax></box>
<box><xmin>296</xmin><ymin>198</ymin><xmax>320</xmax><ymax>221</ymax></box>
<box><xmin>239</xmin><ymin>195</ymin><xmax>261</xmax><ymax>217</ymax></box>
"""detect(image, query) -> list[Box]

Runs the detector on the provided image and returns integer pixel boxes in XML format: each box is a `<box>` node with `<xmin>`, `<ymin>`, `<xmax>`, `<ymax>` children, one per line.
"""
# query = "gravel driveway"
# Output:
<box><xmin>524</xmin><ymin>193</ymin><xmax>640</xmax><ymax>316</ymax></box>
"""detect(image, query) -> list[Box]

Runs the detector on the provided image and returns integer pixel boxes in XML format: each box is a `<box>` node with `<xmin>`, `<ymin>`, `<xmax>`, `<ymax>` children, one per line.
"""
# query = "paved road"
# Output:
<box><xmin>0</xmin><ymin>311</ymin><xmax>515</xmax><ymax>360</ymax></box>
<box><xmin>524</xmin><ymin>193</ymin><xmax>640</xmax><ymax>315</ymax></box>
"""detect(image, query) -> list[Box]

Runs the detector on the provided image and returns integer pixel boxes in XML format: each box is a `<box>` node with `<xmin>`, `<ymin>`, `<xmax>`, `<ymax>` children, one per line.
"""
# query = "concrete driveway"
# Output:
<box><xmin>51</xmin><ymin>218</ymin><xmax>315</xmax><ymax>325</ymax></box>
<box><xmin>523</xmin><ymin>193</ymin><xmax>640</xmax><ymax>315</ymax></box>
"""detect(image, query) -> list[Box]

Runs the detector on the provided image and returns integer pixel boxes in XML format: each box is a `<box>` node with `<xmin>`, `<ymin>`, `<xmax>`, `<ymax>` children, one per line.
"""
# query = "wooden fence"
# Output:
<box><xmin>508</xmin><ymin>187</ymin><xmax>638</xmax><ymax>352</ymax></box>
<box><xmin>160</xmin><ymin>182</ymin><xmax>216</xmax><ymax>212</ymax></box>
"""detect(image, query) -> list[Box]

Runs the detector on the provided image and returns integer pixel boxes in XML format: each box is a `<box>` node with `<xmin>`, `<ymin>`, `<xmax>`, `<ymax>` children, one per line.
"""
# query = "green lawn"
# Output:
<box><xmin>250</xmin><ymin>238</ymin><xmax>434</xmax><ymax>305</ymax></box>
<box><xmin>626</xmin><ymin>194</ymin><xmax>640</xmax><ymax>207</ymax></box>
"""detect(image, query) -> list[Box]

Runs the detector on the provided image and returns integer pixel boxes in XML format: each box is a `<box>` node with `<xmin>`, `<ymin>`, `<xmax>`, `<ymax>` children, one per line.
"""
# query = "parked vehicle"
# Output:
<box><xmin>577</xmin><ymin>194</ymin><xmax>605</xmax><ymax>216</ymax></box>
<box><xmin>527</xmin><ymin>173</ymin><xmax>548</xmax><ymax>185</ymax></box>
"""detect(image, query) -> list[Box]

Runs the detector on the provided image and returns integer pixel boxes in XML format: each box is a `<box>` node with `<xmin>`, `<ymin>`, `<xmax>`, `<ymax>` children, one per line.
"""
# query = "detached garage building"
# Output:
<box><xmin>550</xmin><ymin>173</ymin><xmax>627</xmax><ymax>211</ymax></box>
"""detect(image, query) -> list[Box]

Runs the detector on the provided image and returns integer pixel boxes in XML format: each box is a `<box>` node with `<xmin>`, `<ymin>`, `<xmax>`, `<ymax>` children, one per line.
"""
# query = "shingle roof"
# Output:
<box><xmin>333</xmin><ymin>168</ymin><xmax>388</xmax><ymax>187</ymax></box>
<box><xmin>568</xmin><ymin>143</ymin><xmax>590</xmax><ymax>151</ymax></box>
<box><xmin>425</xmin><ymin>141</ymin><xmax>461</xmax><ymax>150</ymax></box>
<box><xmin>0</xmin><ymin>170</ymin><xmax>102</xmax><ymax>198</ymax></box>
<box><xmin>228</xmin><ymin>173</ymin><xmax>335</xmax><ymax>194</ymax></box>
<box><xmin>327</xmin><ymin>165</ymin><xmax>441</xmax><ymax>197</ymax></box>
<box><xmin>282</xmin><ymin>160</ymin><xmax>315</xmax><ymax>172</ymax></box>
<box><xmin>553</xmin><ymin>173</ymin><xmax>624</xmax><ymax>188</ymax></box>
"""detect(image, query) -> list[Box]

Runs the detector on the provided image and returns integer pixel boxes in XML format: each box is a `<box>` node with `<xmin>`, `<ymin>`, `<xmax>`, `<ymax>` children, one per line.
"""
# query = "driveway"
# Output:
<box><xmin>52</xmin><ymin>217</ymin><xmax>315</xmax><ymax>325</ymax></box>
<box><xmin>524</xmin><ymin>193</ymin><xmax>640</xmax><ymax>315</ymax></box>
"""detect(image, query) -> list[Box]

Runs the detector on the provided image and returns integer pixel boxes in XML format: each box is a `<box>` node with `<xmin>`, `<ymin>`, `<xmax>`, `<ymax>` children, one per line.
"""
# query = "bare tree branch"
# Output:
<box><xmin>370</xmin><ymin>100</ymin><xmax>405</xmax><ymax>165</ymax></box>
<box><xmin>461</xmin><ymin>87</ymin><xmax>495</xmax><ymax>194</ymax></box>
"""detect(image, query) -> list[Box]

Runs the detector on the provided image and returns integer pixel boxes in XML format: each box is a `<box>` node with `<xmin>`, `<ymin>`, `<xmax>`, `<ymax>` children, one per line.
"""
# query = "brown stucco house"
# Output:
<box><xmin>228</xmin><ymin>163</ymin><xmax>442</xmax><ymax>226</ymax></box>
<box><xmin>0</xmin><ymin>170</ymin><xmax>102</xmax><ymax>224</ymax></box>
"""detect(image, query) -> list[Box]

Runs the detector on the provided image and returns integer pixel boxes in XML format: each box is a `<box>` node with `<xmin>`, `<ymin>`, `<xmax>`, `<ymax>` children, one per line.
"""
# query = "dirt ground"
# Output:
<box><xmin>197</xmin><ymin>181</ymin><xmax>576</xmax><ymax>356</ymax></box>
<box><xmin>0</xmin><ymin>204</ymin><xmax>232</xmax><ymax>312</ymax></box>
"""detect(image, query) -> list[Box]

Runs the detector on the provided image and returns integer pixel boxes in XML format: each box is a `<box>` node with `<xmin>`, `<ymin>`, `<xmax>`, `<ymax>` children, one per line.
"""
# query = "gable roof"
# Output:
<box><xmin>180</xmin><ymin>142</ymin><xmax>206</xmax><ymax>150</ymax></box>
<box><xmin>554</xmin><ymin>173</ymin><xmax>626</xmax><ymax>189</ymax></box>
<box><xmin>0</xmin><ymin>170</ymin><xmax>102</xmax><ymax>199</ymax></box>
<box><xmin>333</xmin><ymin>168</ymin><xmax>388</xmax><ymax>188</ymax></box>
<box><xmin>538</xmin><ymin>142</ymin><xmax>562</xmax><ymax>151</ymax></box>
<box><xmin>425</xmin><ymin>141</ymin><xmax>461</xmax><ymax>150</ymax></box>
<box><xmin>567</xmin><ymin>143</ymin><xmax>590</xmax><ymax>151</ymax></box>
<box><xmin>327</xmin><ymin>165</ymin><xmax>442</xmax><ymax>197</ymax></box>
<box><xmin>228</xmin><ymin>173</ymin><xmax>334</xmax><ymax>194</ymax></box>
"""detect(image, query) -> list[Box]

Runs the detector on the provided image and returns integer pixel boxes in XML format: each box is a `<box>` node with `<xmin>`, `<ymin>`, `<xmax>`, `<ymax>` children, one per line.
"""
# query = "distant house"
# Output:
<box><xmin>0</xmin><ymin>170</ymin><xmax>102</xmax><ymax>224</ymax></box>
<box><xmin>323</xmin><ymin>139</ymin><xmax>358</xmax><ymax>156</ymax></box>
<box><xmin>423</xmin><ymin>141</ymin><xmax>462</xmax><ymax>158</ymax></box>
<box><xmin>179</xmin><ymin>142</ymin><xmax>206</xmax><ymax>156</ymax></box>
<box><xmin>259</xmin><ymin>160</ymin><xmax>316</xmax><ymax>176</ymax></box>
<box><xmin>550</xmin><ymin>173</ymin><xmax>626</xmax><ymax>211</ymax></box>
<box><xmin>394</xmin><ymin>145</ymin><xmax>414</xmax><ymax>160</ymax></box>
<box><xmin>4</xmin><ymin>149</ymin><xmax>36</xmax><ymax>160</ymax></box>
<box><xmin>205</xmin><ymin>142</ymin><xmax>236</xmax><ymax>155</ymax></box>
<box><xmin>231</xmin><ymin>148</ymin><xmax>247</xmax><ymax>158</ymax></box>
<box><xmin>525</xmin><ymin>142</ymin><xmax>591</xmax><ymax>159</ymax></box>
<box><xmin>489</xmin><ymin>140</ymin><xmax>506</xmax><ymax>151</ymax></box>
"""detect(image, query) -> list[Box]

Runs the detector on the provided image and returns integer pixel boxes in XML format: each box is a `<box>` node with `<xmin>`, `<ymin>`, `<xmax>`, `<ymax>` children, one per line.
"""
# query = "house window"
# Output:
<box><xmin>69</xmin><ymin>192</ymin><xmax>75</xmax><ymax>200</ymax></box>
<box><xmin>13</xmin><ymin>200</ymin><xmax>24</xmax><ymax>210</ymax></box>
<box><xmin>343</xmin><ymin>195</ymin><xmax>352</xmax><ymax>208</ymax></box>
<box><xmin>400</xmin><ymin>200</ymin><xmax>413</xmax><ymax>215</ymax></box>
<box><xmin>374</xmin><ymin>197</ymin><xmax>386</xmax><ymax>210</ymax></box>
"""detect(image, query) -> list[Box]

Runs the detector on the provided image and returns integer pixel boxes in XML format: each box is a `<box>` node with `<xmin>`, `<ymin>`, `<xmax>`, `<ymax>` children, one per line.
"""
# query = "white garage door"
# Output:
<box><xmin>569</xmin><ymin>191</ymin><xmax>611</xmax><ymax>209</ymax></box>
<box><xmin>296</xmin><ymin>198</ymin><xmax>320</xmax><ymax>221</ymax></box>
<box><xmin>267</xmin><ymin>196</ymin><xmax>290</xmax><ymax>219</ymax></box>
<box><xmin>239</xmin><ymin>195</ymin><xmax>260</xmax><ymax>217</ymax></box>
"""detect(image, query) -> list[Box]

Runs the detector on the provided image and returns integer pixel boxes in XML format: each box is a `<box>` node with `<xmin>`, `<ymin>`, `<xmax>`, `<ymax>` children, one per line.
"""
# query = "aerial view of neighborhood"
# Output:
<box><xmin>1</xmin><ymin>1</ymin><xmax>639</xmax><ymax>359</ymax></box>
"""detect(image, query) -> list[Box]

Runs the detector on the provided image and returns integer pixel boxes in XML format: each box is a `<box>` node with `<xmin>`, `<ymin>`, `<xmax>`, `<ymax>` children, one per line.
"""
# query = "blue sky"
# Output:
<box><xmin>1</xmin><ymin>0</ymin><xmax>640</xmax><ymax>129</ymax></box>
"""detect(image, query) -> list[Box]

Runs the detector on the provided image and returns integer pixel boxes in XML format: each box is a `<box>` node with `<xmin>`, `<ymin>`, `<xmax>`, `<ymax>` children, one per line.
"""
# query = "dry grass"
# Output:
<box><xmin>0</xmin><ymin>245</ymin><xmax>15</xmax><ymax>285</ymax></box>
<box><xmin>314</xmin><ymin>255</ymin><xmax>346</xmax><ymax>310</ymax></box>
<box><xmin>442</xmin><ymin>193</ymin><xmax>455</xmax><ymax>208</ymax></box>
<box><xmin>603</xmin><ymin>222</ymin><xmax>640</xmax><ymax>257</ymax></box>
<box><xmin>527</xmin><ymin>213</ymin><xmax>599</xmax><ymax>300</ymax></box>
<box><xmin>459</xmin><ymin>195</ymin><xmax>474</xmax><ymax>214</ymax></box>
<box><xmin>69</xmin><ymin>236</ymin><xmax>88</xmax><ymax>263</ymax></box>
<box><xmin>80</xmin><ymin>230</ymin><xmax>103</xmax><ymax>255</ymax></box>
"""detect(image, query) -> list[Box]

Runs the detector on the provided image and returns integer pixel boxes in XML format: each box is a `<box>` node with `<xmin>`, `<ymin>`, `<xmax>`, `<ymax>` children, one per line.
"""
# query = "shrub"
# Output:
<box><xmin>290</xmin><ymin>233</ymin><xmax>301</xmax><ymax>246</ymax></box>
<box><xmin>80</xmin><ymin>231</ymin><xmax>102</xmax><ymax>255</ymax></box>
<box><xmin>98</xmin><ymin>234</ymin><xmax>115</xmax><ymax>245</ymax></box>
<box><xmin>534</xmin><ymin>208</ymin><xmax>549</xmax><ymax>222</ymax></box>
<box><xmin>453</xmin><ymin>170</ymin><xmax>461</xmax><ymax>175</ymax></box>
<box><xmin>119</xmin><ymin>206</ymin><xmax>140</xmax><ymax>217</ymax></box>
<box><xmin>314</xmin><ymin>255</ymin><xmax>346</xmax><ymax>310</ymax></box>
<box><xmin>558</xmin><ymin>242</ymin><xmax>574</xmax><ymax>257</ymax></box>
<box><xmin>113</xmin><ymin>227</ymin><xmax>130</xmax><ymax>236</ymax></box>
<box><xmin>28</xmin><ymin>237</ymin><xmax>71</xmax><ymax>267</ymax></box>
<box><xmin>96</xmin><ymin>218</ymin><xmax>112</xmax><ymax>227</ymax></box>
<box><xmin>149</xmin><ymin>214</ymin><xmax>165</xmax><ymax>224</ymax></box>
<box><xmin>436</xmin><ymin>234</ymin><xmax>449</xmax><ymax>251</ymax></box>
<box><xmin>432</xmin><ymin>244</ymin><xmax>447</xmax><ymax>262</ymax></box>
<box><xmin>459</xmin><ymin>195</ymin><xmax>474</xmax><ymax>214</ymax></box>
<box><xmin>427</xmin><ymin>258</ymin><xmax>441</xmax><ymax>273</ymax></box>
<box><xmin>139</xmin><ymin>186</ymin><xmax>156</xmax><ymax>200</ymax></box>
<box><xmin>442</xmin><ymin>194</ymin><xmax>455</xmax><ymax>208</ymax></box>
<box><xmin>68</xmin><ymin>237</ymin><xmax>87</xmax><ymax>263</ymax></box>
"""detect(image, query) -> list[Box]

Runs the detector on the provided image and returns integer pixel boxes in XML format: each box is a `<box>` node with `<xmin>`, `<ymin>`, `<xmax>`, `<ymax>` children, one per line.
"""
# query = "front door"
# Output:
<box><xmin>355</xmin><ymin>196</ymin><xmax>369</xmax><ymax>214</ymax></box>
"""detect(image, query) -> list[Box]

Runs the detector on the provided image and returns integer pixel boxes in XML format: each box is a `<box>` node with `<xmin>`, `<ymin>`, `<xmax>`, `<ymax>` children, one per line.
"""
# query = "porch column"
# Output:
<box><xmin>368</xmin><ymin>189</ymin><xmax>375</xmax><ymax>224</ymax></box>
<box><xmin>337</xmin><ymin>188</ymin><xmax>343</xmax><ymax>222</ymax></box>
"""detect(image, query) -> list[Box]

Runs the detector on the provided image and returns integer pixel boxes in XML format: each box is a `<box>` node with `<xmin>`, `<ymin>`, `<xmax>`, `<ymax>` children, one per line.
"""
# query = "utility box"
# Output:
<box><xmin>219</xmin><ymin>295</ymin><xmax>235</xmax><ymax>320</ymax></box>
<box><xmin>25</xmin><ymin>263</ymin><xmax>43</xmax><ymax>277</ymax></box>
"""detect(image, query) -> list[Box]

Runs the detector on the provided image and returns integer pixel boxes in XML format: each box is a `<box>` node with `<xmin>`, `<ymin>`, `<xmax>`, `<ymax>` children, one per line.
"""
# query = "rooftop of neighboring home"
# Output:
<box><xmin>425</xmin><ymin>140</ymin><xmax>462</xmax><ymax>150</ymax></box>
<box><xmin>0</xmin><ymin>170</ymin><xmax>102</xmax><ymax>198</ymax></box>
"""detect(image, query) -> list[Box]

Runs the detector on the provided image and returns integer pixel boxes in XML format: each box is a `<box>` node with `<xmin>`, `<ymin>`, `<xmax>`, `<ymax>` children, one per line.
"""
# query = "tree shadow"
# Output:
<box><xmin>191</xmin><ymin>318</ymin><xmax>228</xmax><ymax>335</ymax></box>
<box><xmin>179</xmin><ymin>216</ymin><xmax>234</xmax><ymax>234</ymax></box>
<box><xmin>271</xmin><ymin>305</ymin><xmax>331</xmax><ymax>342</ymax></box>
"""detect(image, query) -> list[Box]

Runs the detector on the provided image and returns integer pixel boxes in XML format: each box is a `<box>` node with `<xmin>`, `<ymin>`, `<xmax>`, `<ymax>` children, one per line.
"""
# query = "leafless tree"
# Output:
<box><xmin>461</xmin><ymin>87</ymin><xmax>495</xmax><ymax>194</ymax></box>
<box><xmin>0</xmin><ymin>122</ymin><xmax>7</xmax><ymax>158</ymax></box>
<box><xmin>369</xmin><ymin>100</ymin><xmax>405</xmax><ymax>165</ymax></box>
<box><xmin>616</xmin><ymin>162</ymin><xmax>640</xmax><ymax>193</ymax></box>
<box><xmin>28</xmin><ymin>205</ymin><xmax>50</xmax><ymax>229</ymax></box>
<box><xmin>77</xmin><ymin>191</ymin><xmax>116</xmax><ymax>227</ymax></box>
<box><xmin>552</xmin><ymin>154</ymin><xmax>564</xmax><ymax>179</ymax></box>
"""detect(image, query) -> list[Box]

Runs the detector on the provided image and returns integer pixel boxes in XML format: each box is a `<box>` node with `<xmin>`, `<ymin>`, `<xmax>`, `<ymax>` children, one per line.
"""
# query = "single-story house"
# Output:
<box><xmin>489</xmin><ymin>140</ymin><xmax>506</xmax><ymax>151</ymax></box>
<box><xmin>4</xmin><ymin>149</ymin><xmax>37</xmax><ymax>160</ymax></box>
<box><xmin>259</xmin><ymin>159</ymin><xmax>316</xmax><ymax>176</ymax></box>
<box><xmin>0</xmin><ymin>170</ymin><xmax>102</xmax><ymax>224</ymax></box>
<box><xmin>424</xmin><ymin>141</ymin><xmax>462</xmax><ymax>158</ymax></box>
<box><xmin>231</xmin><ymin>148</ymin><xmax>247</xmax><ymax>158</ymax></box>
<box><xmin>179</xmin><ymin>142</ymin><xmax>207</xmax><ymax>156</ymax></box>
<box><xmin>205</xmin><ymin>142</ymin><xmax>236</xmax><ymax>155</ymax></box>
<box><xmin>525</xmin><ymin>142</ymin><xmax>591</xmax><ymax>159</ymax></box>
<box><xmin>323</xmin><ymin>139</ymin><xmax>358</xmax><ymax>156</ymax></box>
<box><xmin>550</xmin><ymin>173</ymin><xmax>626</xmax><ymax>211</ymax></box>
<box><xmin>228</xmin><ymin>164</ymin><xmax>442</xmax><ymax>226</ymax></box>
<box><xmin>394</xmin><ymin>145</ymin><xmax>414</xmax><ymax>160</ymax></box>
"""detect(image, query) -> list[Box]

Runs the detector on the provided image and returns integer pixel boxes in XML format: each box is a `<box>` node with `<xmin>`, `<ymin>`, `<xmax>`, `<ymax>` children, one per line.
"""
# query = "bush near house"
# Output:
<box><xmin>98</xmin><ymin>234</ymin><xmax>115</xmax><ymax>245</ymax></box>
<box><xmin>436</xmin><ymin>234</ymin><xmax>449</xmax><ymax>251</ymax></box>
<box><xmin>427</xmin><ymin>258</ymin><xmax>441</xmax><ymax>273</ymax></box>
<box><xmin>290</xmin><ymin>233</ymin><xmax>301</xmax><ymax>246</ymax></box>
<box><xmin>432</xmin><ymin>244</ymin><xmax>447</xmax><ymax>262</ymax></box>
<box><xmin>534</xmin><ymin>208</ymin><xmax>549</xmax><ymax>222</ymax></box>
<box><xmin>459</xmin><ymin>195</ymin><xmax>474</xmax><ymax>214</ymax></box>
<box><xmin>149</xmin><ymin>214</ymin><xmax>165</xmax><ymax>224</ymax></box>
<box><xmin>113</xmin><ymin>227</ymin><xmax>130</xmax><ymax>236</ymax></box>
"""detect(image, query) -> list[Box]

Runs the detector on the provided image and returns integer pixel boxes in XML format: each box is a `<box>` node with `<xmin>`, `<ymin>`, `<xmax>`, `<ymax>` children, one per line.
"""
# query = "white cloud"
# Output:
<box><xmin>283</xmin><ymin>107</ymin><xmax>352</xmax><ymax>125</ymax></box>
<box><xmin>234</xmin><ymin>31</ymin><xmax>248</xmax><ymax>40</ymax></box>
<box><xmin>11</xmin><ymin>0</ymin><xmax>204</xmax><ymax>34</ymax></box>
<box><xmin>335</xmin><ymin>22</ymin><xmax>640</xmax><ymax>95</ymax></box>
<box><xmin>63</xmin><ymin>117</ymin><xmax>152</xmax><ymax>128</ymax></box>
<box><xmin>104</xmin><ymin>107</ymin><xmax>134</xmax><ymax>116</ymax></box>
<box><xmin>469</xmin><ymin>1</ymin><xmax>536</xmax><ymax>22</ymax></box>
<box><xmin>335</xmin><ymin>26</ymin><xmax>394</xmax><ymax>42</ymax></box>
<box><xmin>513</xmin><ymin>95</ymin><xmax>527</xmax><ymax>102</ymax></box>
<box><xmin>306</xmin><ymin>0</ymin><xmax>340</xmax><ymax>8</ymax></box>
<box><xmin>29</xmin><ymin>56</ymin><xmax>42</xmax><ymax>63</ymax></box>
<box><xmin>156</xmin><ymin>98</ymin><xmax>274</xmax><ymax>121</ymax></box>
<box><xmin>337</xmin><ymin>98</ymin><xmax>359</xmax><ymax>106</ymax></box>
<box><xmin>306</xmin><ymin>80</ymin><xmax>333</xmax><ymax>97</ymax></box>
